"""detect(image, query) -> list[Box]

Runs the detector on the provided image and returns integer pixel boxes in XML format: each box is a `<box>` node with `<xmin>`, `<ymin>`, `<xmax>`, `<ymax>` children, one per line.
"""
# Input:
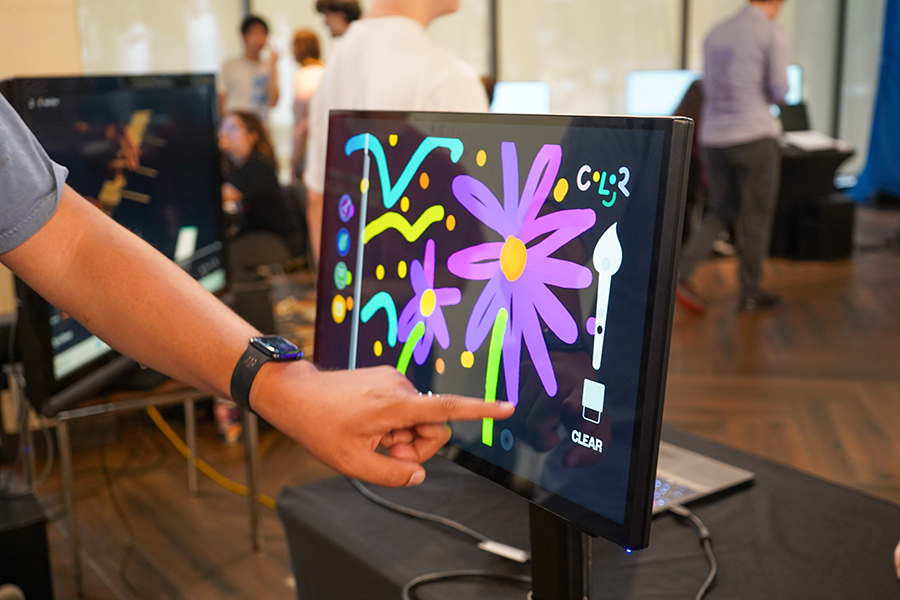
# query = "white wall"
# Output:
<box><xmin>0</xmin><ymin>0</ymin><xmax>84</xmax><ymax>315</ymax></box>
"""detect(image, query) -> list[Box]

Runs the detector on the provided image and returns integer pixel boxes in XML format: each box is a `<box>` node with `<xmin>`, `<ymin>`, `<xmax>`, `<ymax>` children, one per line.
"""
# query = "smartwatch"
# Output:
<box><xmin>230</xmin><ymin>336</ymin><xmax>304</xmax><ymax>412</ymax></box>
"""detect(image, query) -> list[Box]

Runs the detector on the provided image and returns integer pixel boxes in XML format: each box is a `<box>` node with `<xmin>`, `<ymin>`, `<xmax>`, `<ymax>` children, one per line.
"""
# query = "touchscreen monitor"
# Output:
<box><xmin>314</xmin><ymin>111</ymin><xmax>691</xmax><ymax>549</ymax></box>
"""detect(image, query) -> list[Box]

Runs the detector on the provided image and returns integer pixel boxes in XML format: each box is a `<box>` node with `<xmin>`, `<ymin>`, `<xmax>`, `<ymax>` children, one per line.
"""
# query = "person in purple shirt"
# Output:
<box><xmin>676</xmin><ymin>0</ymin><xmax>790</xmax><ymax>313</ymax></box>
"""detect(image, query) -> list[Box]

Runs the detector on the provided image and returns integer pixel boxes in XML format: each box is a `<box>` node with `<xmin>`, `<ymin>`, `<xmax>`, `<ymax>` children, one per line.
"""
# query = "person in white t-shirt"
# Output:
<box><xmin>217</xmin><ymin>15</ymin><xmax>280</xmax><ymax>123</ymax></box>
<box><xmin>291</xmin><ymin>28</ymin><xmax>325</xmax><ymax>181</ymax></box>
<box><xmin>303</xmin><ymin>0</ymin><xmax>489</xmax><ymax>265</ymax></box>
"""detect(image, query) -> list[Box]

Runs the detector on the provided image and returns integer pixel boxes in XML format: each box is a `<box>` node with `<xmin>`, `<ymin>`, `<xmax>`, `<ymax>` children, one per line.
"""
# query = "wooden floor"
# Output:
<box><xmin>19</xmin><ymin>206</ymin><xmax>900</xmax><ymax>599</ymax></box>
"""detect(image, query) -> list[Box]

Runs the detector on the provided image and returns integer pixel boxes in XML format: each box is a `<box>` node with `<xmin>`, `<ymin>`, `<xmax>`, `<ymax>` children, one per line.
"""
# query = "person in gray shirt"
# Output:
<box><xmin>676</xmin><ymin>0</ymin><xmax>790</xmax><ymax>313</ymax></box>
<box><xmin>0</xmin><ymin>93</ymin><xmax>512</xmax><ymax>488</ymax></box>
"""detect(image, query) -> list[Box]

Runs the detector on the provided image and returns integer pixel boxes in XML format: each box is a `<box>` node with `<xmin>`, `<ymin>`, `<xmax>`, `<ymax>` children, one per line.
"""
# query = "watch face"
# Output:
<box><xmin>251</xmin><ymin>336</ymin><xmax>303</xmax><ymax>360</ymax></box>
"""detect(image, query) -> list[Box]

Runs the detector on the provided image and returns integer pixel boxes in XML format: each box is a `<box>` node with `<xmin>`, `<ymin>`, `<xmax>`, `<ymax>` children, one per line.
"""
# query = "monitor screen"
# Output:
<box><xmin>3</xmin><ymin>74</ymin><xmax>225</xmax><ymax>406</ymax></box>
<box><xmin>490</xmin><ymin>81</ymin><xmax>552</xmax><ymax>114</ymax></box>
<box><xmin>625</xmin><ymin>70</ymin><xmax>702</xmax><ymax>116</ymax></box>
<box><xmin>314</xmin><ymin>111</ymin><xmax>691</xmax><ymax>548</ymax></box>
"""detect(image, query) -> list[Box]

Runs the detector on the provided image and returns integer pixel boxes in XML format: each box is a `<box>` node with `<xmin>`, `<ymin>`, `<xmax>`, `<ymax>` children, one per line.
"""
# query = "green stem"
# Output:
<box><xmin>396</xmin><ymin>321</ymin><xmax>426</xmax><ymax>375</ymax></box>
<box><xmin>483</xmin><ymin>308</ymin><xmax>508</xmax><ymax>446</ymax></box>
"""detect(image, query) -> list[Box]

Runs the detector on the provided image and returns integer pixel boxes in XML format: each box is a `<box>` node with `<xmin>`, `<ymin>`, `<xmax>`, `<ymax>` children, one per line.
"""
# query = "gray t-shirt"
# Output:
<box><xmin>0</xmin><ymin>94</ymin><xmax>68</xmax><ymax>253</ymax></box>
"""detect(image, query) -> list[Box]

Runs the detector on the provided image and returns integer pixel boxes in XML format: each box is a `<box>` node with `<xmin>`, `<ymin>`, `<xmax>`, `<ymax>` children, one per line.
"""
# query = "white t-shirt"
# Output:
<box><xmin>217</xmin><ymin>56</ymin><xmax>273</xmax><ymax>121</ymax></box>
<box><xmin>292</xmin><ymin>63</ymin><xmax>326</xmax><ymax>171</ymax></box>
<box><xmin>304</xmin><ymin>16</ymin><xmax>489</xmax><ymax>194</ymax></box>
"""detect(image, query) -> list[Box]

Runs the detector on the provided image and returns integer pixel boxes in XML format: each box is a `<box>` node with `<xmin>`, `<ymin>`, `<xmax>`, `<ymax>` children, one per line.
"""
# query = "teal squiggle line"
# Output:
<box><xmin>360</xmin><ymin>291</ymin><xmax>398</xmax><ymax>347</ymax></box>
<box><xmin>345</xmin><ymin>134</ymin><xmax>464</xmax><ymax>209</ymax></box>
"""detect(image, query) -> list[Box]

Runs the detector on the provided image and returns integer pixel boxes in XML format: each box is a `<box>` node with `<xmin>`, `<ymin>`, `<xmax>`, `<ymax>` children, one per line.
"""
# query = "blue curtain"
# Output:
<box><xmin>852</xmin><ymin>0</ymin><xmax>900</xmax><ymax>201</ymax></box>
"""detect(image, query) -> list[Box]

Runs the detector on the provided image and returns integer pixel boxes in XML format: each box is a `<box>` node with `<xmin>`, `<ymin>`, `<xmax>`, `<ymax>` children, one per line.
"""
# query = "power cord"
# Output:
<box><xmin>350</xmin><ymin>479</ymin><xmax>530</xmax><ymax>563</ymax></box>
<box><xmin>401</xmin><ymin>570</ymin><xmax>531</xmax><ymax>600</ymax></box>
<box><xmin>669</xmin><ymin>504</ymin><xmax>717</xmax><ymax>600</ymax></box>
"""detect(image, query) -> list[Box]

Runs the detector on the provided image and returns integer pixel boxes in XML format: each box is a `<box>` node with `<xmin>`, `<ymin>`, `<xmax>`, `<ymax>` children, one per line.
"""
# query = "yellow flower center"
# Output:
<box><xmin>500</xmin><ymin>235</ymin><xmax>527</xmax><ymax>282</ymax></box>
<box><xmin>420</xmin><ymin>288</ymin><xmax>437</xmax><ymax>317</ymax></box>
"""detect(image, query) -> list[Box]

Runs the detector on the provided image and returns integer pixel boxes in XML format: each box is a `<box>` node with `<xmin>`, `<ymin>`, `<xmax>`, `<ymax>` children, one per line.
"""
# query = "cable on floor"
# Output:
<box><xmin>144</xmin><ymin>406</ymin><xmax>276</xmax><ymax>510</ymax></box>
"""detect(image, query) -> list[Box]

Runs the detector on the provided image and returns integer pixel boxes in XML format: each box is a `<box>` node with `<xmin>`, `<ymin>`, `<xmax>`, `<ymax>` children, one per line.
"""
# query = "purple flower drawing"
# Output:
<box><xmin>447</xmin><ymin>142</ymin><xmax>595</xmax><ymax>406</ymax></box>
<box><xmin>398</xmin><ymin>239</ymin><xmax>462</xmax><ymax>365</ymax></box>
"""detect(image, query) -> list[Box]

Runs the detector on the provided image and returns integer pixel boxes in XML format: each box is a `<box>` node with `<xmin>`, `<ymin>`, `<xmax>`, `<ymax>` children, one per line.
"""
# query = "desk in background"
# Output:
<box><xmin>771</xmin><ymin>145</ymin><xmax>856</xmax><ymax>260</ymax></box>
<box><xmin>278</xmin><ymin>427</ymin><xmax>900</xmax><ymax>599</ymax></box>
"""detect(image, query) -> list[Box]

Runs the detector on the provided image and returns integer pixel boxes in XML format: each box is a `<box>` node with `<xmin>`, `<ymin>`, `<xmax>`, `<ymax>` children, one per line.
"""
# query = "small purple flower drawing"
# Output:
<box><xmin>447</xmin><ymin>142</ymin><xmax>595</xmax><ymax>406</ymax></box>
<box><xmin>398</xmin><ymin>239</ymin><xmax>462</xmax><ymax>365</ymax></box>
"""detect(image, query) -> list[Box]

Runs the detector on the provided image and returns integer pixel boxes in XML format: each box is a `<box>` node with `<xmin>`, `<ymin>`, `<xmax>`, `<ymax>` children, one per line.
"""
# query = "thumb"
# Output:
<box><xmin>350</xmin><ymin>450</ymin><xmax>427</xmax><ymax>488</ymax></box>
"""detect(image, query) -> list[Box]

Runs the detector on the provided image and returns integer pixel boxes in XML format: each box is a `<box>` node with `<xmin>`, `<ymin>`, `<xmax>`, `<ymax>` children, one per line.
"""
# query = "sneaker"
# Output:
<box><xmin>740</xmin><ymin>291</ymin><xmax>780</xmax><ymax>312</ymax></box>
<box><xmin>675</xmin><ymin>282</ymin><xmax>707</xmax><ymax>314</ymax></box>
<box><xmin>214</xmin><ymin>398</ymin><xmax>243</xmax><ymax>445</ymax></box>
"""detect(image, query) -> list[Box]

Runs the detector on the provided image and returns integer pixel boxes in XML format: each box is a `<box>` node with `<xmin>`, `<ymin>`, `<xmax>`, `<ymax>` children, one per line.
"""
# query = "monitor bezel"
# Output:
<box><xmin>316</xmin><ymin>110</ymin><xmax>692</xmax><ymax>550</ymax></box>
<box><xmin>2</xmin><ymin>73</ymin><xmax>227</xmax><ymax>414</ymax></box>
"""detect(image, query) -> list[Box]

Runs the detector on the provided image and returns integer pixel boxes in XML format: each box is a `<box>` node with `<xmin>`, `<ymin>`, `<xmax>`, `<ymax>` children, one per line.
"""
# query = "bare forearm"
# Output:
<box><xmin>1</xmin><ymin>186</ymin><xmax>257</xmax><ymax>398</ymax></box>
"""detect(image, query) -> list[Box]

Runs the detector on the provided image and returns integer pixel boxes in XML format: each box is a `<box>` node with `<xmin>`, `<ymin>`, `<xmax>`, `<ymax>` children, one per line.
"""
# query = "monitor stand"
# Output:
<box><xmin>529</xmin><ymin>503</ymin><xmax>591</xmax><ymax>600</ymax></box>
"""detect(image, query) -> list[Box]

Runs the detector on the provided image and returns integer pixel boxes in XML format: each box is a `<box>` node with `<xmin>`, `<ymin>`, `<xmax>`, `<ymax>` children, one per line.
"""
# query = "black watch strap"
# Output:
<box><xmin>230</xmin><ymin>343</ymin><xmax>270</xmax><ymax>412</ymax></box>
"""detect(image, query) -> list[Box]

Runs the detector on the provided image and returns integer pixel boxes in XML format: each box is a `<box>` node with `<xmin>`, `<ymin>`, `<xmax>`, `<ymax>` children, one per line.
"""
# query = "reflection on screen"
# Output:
<box><xmin>316</xmin><ymin>114</ymin><xmax>667</xmax><ymax>529</ymax></box>
<box><xmin>625</xmin><ymin>70</ymin><xmax>702</xmax><ymax>116</ymax></box>
<box><xmin>21</xmin><ymin>79</ymin><xmax>225</xmax><ymax>379</ymax></box>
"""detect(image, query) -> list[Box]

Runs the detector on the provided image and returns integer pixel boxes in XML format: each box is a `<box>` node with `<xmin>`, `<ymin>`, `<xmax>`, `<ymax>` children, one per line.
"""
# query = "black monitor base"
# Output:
<box><xmin>529</xmin><ymin>503</ymin><xmax>592</xmax><ymax>600</ymax></box>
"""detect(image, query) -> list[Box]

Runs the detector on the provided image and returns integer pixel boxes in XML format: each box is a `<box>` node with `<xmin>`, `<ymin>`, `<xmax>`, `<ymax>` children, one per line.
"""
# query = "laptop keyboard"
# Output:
<box><xmin>654</xmin><ymin>477</ymin><xmax>696</xmax><ymax>510</ymax></box>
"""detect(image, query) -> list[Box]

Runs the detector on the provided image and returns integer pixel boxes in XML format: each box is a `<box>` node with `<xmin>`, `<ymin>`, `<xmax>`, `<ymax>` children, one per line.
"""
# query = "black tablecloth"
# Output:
<box><xmin>278</xmin><ymin>427</ymin><xmax>900</xmax><ymax>599</ymax></box>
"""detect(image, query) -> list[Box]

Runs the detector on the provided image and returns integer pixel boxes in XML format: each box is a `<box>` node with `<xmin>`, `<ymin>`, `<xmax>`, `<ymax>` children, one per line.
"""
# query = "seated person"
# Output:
<box><xmin>219</xmin><ymin>111</ymin><xmax>303</xmax><ymax>256</ymax></box>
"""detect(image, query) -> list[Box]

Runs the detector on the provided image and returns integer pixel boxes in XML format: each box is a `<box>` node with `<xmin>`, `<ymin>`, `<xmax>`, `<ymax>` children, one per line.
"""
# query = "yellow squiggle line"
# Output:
<box><xmin>364</xmin><ymin>205</ymin><xmax>446</xmax><ymax>244</ymax></box>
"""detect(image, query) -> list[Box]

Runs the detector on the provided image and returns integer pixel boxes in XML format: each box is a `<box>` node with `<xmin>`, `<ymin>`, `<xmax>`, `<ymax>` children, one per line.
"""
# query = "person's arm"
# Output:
<box><xmin>766</xmin><ymin>27</ymin><xmax>791</xmax><ymax>105</ymax></box>
<box><xmin>267</xmin><ymin>47</ymin><xmax>280</xmax><ymax>107</ymax></box>
<box><xmin>1</xmin><ymin>185</ymin><xmax>513</xmax><ymax>486</ymax></box>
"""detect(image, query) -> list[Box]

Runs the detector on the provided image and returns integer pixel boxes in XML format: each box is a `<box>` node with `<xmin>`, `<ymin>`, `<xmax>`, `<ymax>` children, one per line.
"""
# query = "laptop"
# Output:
<box><xmin>652</xmin><ymin>442</ymin><xmax>755</xmax><ymax>514</ymax></box>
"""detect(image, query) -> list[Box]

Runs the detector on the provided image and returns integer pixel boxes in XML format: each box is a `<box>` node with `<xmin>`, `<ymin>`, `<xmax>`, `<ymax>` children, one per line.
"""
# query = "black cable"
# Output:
<box><xmin>401</xmin><ymin>570</ymin><xmax>531</xmax><ymax>600</ymax></box>
<box><xmin>669</xmin><ymin>504</ymin><xmax>717</xmax><ymax>600</ymax></box>
<box><xmin>351</xmin><ymin>478</ymin><xmax>490</xmax><ymax>543</ymax></box>
<box><xmin>98</xmin><ymin>439</ymin><xmax>145</xmax><ymax>600</ymax></box>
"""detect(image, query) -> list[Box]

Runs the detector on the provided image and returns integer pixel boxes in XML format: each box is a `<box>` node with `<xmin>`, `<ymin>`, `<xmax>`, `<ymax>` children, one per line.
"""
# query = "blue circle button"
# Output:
<box><xmin>336</xmin><ymin>228</ymin><xmax>351</xmax><ymax>257</ymax></box>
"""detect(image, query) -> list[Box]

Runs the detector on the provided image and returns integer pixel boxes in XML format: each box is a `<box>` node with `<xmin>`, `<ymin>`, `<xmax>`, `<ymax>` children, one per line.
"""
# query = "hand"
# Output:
<box><xmin>250</xmin><ymin>361</ymin><xmax>515</xmax><ymax>487</ymax></box>
<box><xmin>221</xmin><ymin>182</ymin><xmax>243</xmax><ymax>205</ymax></box>
<box><xmin>268</xmin><ymin>45</ymin><xmax>280</xmax><ymax>68</ymax></box>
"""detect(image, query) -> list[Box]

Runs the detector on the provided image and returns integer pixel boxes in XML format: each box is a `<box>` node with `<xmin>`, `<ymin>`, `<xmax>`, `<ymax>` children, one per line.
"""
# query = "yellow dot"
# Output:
<box><xmin>331</xmin><ymin>295</ymin><xmax>346</xmax><ymax>324</ymax></box>
<box><xmin>554</xmin><ymin>178</ymin><xmax>569</xmax><ymax>202</ymax></box>
<box><xmin>419</xmin><ymin>172</ymin><xmax>430</xmax><ymax>189</ymax></box>
<box><xmin>476</xmin><ymin>150</ymin><xmax>487</xmax><ymax>167</ymax></box>
<box><xmin>420</xmin><ymin>289</ymin><xmax>436</xmax><ymax>317</ymax></box>
<box><xmin>389</xmin><ymin>134</ymin><xmax>398</xmax><ymax>147</ymax></box>
<box><xmin>398</xmin><ymin>260</ymin><xmax>408</xmax><ymax>278</ymax></box>
<box><xmin>345</xmin><ymin>296</ymin><xmax>354</xmax><ymax>311</ymax></box>
<box><xmin>500</xmin><ymin>235</ymin><xmax>527</xmax><ymax>282</ymax></box>
<box><xmin>400</xmin><ymin>196</ymin><xmax>410</xmax><ymax>212</ymax></box>
<box><xmin>346</xmin><ymin>271</ymin><xmax>352</xmax><ymax>286</ymax></box>
<box><xmin>461</xmin><ymin>351</ymin><xmax>475</xmax><ymax>369</ymax></box>
<box><xmin>435</xmin><ymin>358</ymin><xmax>445</xmax><ymax>374</ymax></box>
<box><xmin>446</xmin><ymin>215</ymin><xmax>456</xmax><ymax>231</ymax></box>
<box><xmin>376</xmin><ymin>264</ymin><xmax>385</xmax><ymax>280</ymax></box>
<box><xmin>374</xmin><ymin>340</ymin><xmax>383</xmax><ymax>357</ymax></box>
<box><xmin>592</xmin><ymin>171</ymin><xmax>600</xmax><ymax>183</ymax></box>
<box><xmin>360</xmin><ymin>178</ymin><xmax>370</xmax><ymax>193</ymax></box>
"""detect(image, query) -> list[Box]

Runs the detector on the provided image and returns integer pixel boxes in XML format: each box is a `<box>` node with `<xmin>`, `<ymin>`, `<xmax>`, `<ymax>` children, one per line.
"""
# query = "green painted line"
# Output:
<box><xmin>363</xmin><ymin>205</ymin><xmax>445</xmax><ymax>244</ymax></box>
<box><xmin>482</xmin><ymin>308</ymin><xmax>508</xmax><ymax>446</ymax></box>
<box><xmin>397</xmin><ymin>321</ymin><xmax>426</xmax><ymax>375</ymax></box>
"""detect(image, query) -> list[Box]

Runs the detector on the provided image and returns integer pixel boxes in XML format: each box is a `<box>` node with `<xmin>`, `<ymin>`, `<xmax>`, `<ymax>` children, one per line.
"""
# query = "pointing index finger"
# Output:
<box><xmin>402</xmin><ymin>392</ymin><xmax>515</xmax><ymax>425</ymax></box>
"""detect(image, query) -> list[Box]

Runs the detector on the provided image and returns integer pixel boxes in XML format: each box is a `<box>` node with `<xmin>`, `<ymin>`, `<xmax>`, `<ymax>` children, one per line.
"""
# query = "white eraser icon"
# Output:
<box><xmin>582</xmin><ymin>379</ymin><xmax>606</xmax><ymax>424</ymax></box>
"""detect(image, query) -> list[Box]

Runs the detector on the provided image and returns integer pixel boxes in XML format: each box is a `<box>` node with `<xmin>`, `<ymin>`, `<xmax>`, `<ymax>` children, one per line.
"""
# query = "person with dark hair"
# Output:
<box><xmin>315</xmin><ymin>0</ymin><xmax>362</xmax><ymax>37</ymax></box>
<box><xmin>218</xmin><ymin>14</ymin><xmax>280</xmax><ymax>122</ymax></box>
<box><xmin>676</xmin><ymin>0</ymin><xmax>790</xmax><ymax>314</ymax></box>
<box><xmin>291</xmin><ymin>29</ymin><xmax>325</xmax><ymax>180</ymax></box>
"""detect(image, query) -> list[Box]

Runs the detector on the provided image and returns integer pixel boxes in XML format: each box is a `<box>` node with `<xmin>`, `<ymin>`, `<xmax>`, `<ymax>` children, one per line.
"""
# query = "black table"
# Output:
<box><xmin>278</xmin><ymin>427</ymin><xmax>900</xmax><ymax>599</ymax></box>
<box><xmin>0</xmin><ymin>492</ymin><xmax>53</xmax><ymax>599</ymax></box>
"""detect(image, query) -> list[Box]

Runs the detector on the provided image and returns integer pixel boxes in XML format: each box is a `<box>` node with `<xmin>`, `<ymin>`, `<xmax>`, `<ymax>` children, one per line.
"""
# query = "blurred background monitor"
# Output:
<box><xmin>626</xmin><ymin>64</ymin><xmax>803</xmax><ymax>116</ymax></box>
<box><xmin>0</xmin><ymin>73</ymin><xmax>226</xmax><ymax>416</ymax></box>
<box><xmin>489</xmin><ymin>80</ymin><xmax>552</xmax><ymax>114</ymax></box>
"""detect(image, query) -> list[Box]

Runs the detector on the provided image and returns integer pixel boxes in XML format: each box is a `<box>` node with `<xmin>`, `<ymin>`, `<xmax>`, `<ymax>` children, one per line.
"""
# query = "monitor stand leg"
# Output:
<box><xmin>528</xmin><ymin>503</ymin><xmax>591</xmax><ymax>600</ymax></box>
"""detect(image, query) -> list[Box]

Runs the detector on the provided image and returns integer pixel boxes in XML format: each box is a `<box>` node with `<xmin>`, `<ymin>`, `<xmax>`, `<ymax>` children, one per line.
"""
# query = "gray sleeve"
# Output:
<box><xmin>0</xmin><ymin>94</ymin><xmax>68</xmax><ymax>254</ymax></box>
